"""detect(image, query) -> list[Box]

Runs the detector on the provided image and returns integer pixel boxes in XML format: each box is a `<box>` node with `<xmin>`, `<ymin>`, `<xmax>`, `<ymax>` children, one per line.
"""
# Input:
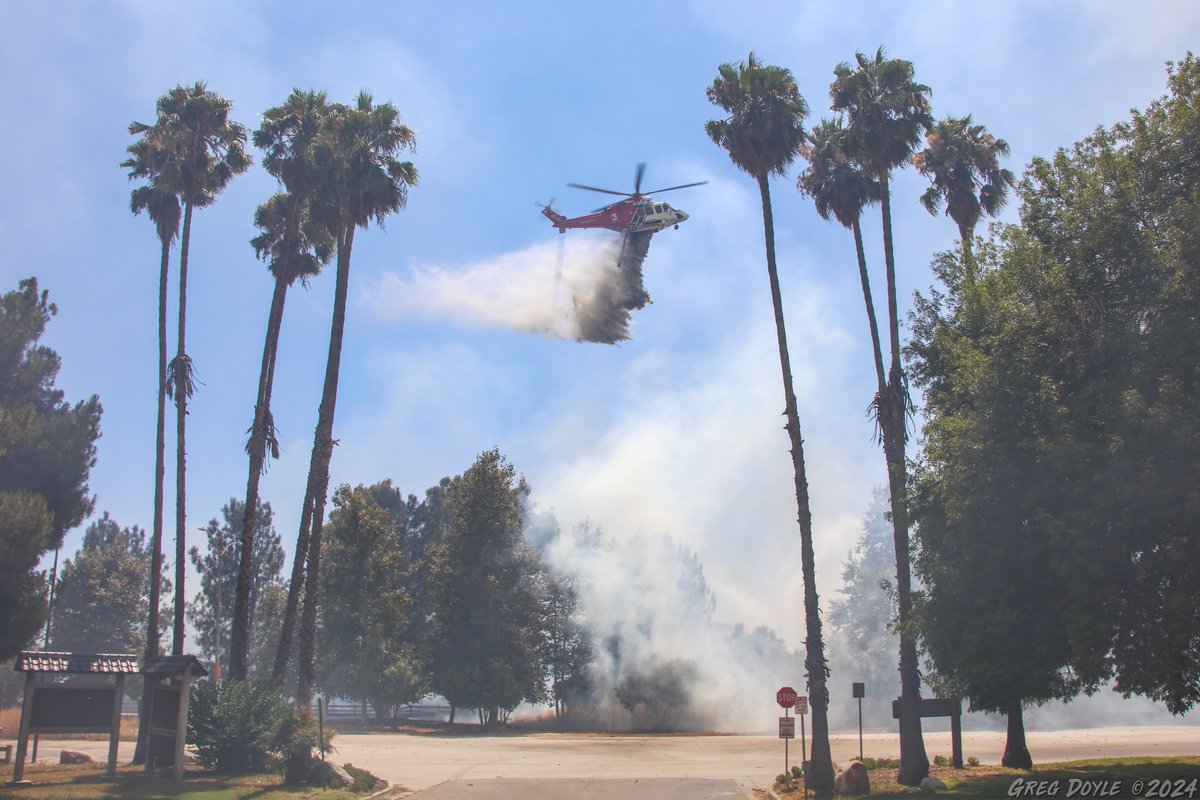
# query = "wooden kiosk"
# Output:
<box><xmin>8</xmin><ymin>651</ymin><xmax>139</xmax><ymax>784</ymax></box>
<box><xmin>140</xmin><ymin>654</ymin><xmax>207</xmax><ymax>781</ymax></box>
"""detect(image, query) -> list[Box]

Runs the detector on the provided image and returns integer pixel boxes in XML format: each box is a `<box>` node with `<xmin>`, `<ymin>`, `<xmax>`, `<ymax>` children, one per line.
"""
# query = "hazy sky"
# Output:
<box><xmin>3</xmin><ymin>1</ymin><xmax>1198</xmax><ymax>666</ymax></box>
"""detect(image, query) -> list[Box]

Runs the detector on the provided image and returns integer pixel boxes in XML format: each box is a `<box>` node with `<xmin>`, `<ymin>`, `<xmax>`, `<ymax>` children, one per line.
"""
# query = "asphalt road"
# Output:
<box><xmin>7</xmin><ymin>726</ymin><xmax>1199</xmax><ymax>798</ymax></box>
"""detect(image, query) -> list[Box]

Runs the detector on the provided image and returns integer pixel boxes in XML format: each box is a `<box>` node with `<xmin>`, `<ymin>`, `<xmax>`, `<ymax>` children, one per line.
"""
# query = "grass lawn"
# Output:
<box><xmin>770</xmin><ymin>757</ymin><xmax>1200</xmax><ymax>798</ymax></box>
<box><xmin>0</xmin><ymin>762</ymin><xmax>368</xmax><ymax>799</ymax></box>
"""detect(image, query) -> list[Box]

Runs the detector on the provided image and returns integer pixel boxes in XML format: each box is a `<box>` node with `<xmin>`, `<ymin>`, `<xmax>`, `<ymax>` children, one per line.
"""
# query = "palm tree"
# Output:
<box><xmin>831</xmin><ymin>48</ymin><xmax>932</xmax><ymax>786</ymax></box>
<box><xmin>705</xmin><ymin>53</ymin><xmax>835</xmax><ymax>796</ymax></box>
<box><xmin>227</xmin><ymin>89</ymin><xmax>332</xmax><ymax>684</ymax></box>
<box><xmin>122</xmin><ymin>132</ymin><xmax>181</xmax><ymax>766</ymax></box>
<box><xmin>913</xmin><ymin>115</ymin><xmax>1015</xmax><ymax>280</ymax></box>
<box><xmin>122</xmin><ymin>137</ymin><xmax>181</xmax><ymax>665</ymax></box>
<box><xmin>798</xmin><ymin>118</ymin><xmax>886</xmax><ymax>390</ymax></box>
<box><xmin>292</xmin><ymin>92</ymin><xmax>418</xmax><ymax>705</ymax></box>
<box><xmin>134</xmin><ymin>83</ymin><xmax>251</xmax><ymax>654</ymax></box>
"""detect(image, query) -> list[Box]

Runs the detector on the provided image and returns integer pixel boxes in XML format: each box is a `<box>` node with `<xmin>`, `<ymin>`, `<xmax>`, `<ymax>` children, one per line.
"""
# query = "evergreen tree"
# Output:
<box><xmin>51</xmin><ymin>512</ymin><xmax>164</xmax><ymax>655</ymax></box>
<box><xmin>188</xmin><ymin>498</ymin><xmax>283</xmax><ymax>678</ymax></box>
<box><xmin>428</xmin><ymin>449</ymin><xmax>547</xmax><ymax>726</ymax></box>
<box><xmin>0</xmin><ymin>279</ymin><xmax>101</xmax><ymax>660</ymax></box>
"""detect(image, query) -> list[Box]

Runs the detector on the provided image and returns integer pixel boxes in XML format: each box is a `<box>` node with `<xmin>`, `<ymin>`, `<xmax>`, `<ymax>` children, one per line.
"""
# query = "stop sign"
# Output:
<box><xmin>776</xmin><ymin>686</ymin><xmax>797</xmax><ymax>708</ymax></box>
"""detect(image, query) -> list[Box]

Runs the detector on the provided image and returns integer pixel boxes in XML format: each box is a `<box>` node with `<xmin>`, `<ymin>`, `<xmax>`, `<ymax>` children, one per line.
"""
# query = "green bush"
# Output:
<box><xmin>967</xmin><ymin>756</ymin><xmax>980</xmax><ymax>767</ymax></box>
<box><xmin>934</xmin><ymin>754</ymin><xmax>951</xmax><ymax>767</ymax></box>
<box><xmin>791</xmin><ymin>764</ymin><xmax>803</xmax><ymax>779</ymax></box>
<box><xmin>859</xmin><ymin>756</ymin><xmax>901</xmax><ymax>769</ymax></box>
<box><xmin>188</xmin><ymin>679</ymin><xmax>288</xmax><ymax>772</ymax></box>
<box><xmin>187</xmin><ymin>679</ymin><xmax>335</xmax><ymax>784</ymax></box>
<box><xmin>272</xmin><ymin>704</ymin><xmax>335</xmax><ymax>784</ymax></box>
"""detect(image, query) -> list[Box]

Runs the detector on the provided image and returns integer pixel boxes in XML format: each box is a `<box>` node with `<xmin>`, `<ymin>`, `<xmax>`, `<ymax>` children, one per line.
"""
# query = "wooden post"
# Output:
<box><xmin>108</xmin><ymin>675</ymin><xmax>125</xmax><ymax>777</ymax></box>
<box><xmin>951</xmin><ymin>704</ymin><xmax>963</xmax><ymax>769</ymax></box>
<box><xmin>172</xmin><ymin>669</ymin><xmax>193</xmax><ymax>782</ymax></box>
<box><xmin>143</xmin><ymin>679</ymin><xmax>156</xmax><ymax>773</ymax></box>
<box><xmin>9</xmin><ymin>673</ymin><xmax>35</xmax><ymax>784</ymax></box>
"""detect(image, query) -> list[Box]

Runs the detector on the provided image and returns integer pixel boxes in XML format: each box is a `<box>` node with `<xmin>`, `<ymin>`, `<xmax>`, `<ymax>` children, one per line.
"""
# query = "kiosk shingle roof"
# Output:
<box><xmin>15</xmin><ymin>651</ymin><xmax>140</xmax><ymax>674</ymax></box>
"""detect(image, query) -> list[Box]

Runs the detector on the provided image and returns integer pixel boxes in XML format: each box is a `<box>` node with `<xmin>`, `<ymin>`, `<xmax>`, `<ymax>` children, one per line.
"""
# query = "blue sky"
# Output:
<box><xmin>3</xmin><ymin>1</ymin><xmax>1198</xmax><ymax>684</ymax></box>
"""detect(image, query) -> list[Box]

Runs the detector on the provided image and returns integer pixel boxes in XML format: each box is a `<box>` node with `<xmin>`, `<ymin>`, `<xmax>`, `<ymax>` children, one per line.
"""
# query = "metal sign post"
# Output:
<box><xmin>776</xmin><ymin>686</ymin><xmax>797</xmax><ymax>779</ymax></box>
<box><xmin>795</xmin><ymin>695</ymin><xmax>809</xmax><ymax>799</ymax></box>
<box><xmin>853</xmin><ymin>682</ymin><xmax>865</xmax><ymax>761</ymax></box>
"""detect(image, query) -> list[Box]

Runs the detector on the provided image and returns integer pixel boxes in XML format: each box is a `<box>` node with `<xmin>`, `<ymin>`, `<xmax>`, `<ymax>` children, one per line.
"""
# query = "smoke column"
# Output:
<box><xmin>367</xmin><ymin>232</ymin><xmax>654</xmax><ymax>344</ymax></box>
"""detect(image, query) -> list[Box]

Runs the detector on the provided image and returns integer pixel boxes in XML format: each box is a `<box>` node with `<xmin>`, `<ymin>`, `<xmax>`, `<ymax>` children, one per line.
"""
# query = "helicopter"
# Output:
<box><xmin>540</xmin><ymin>163</ymin><xmax>706</xmax><ymax>235</ymax></box>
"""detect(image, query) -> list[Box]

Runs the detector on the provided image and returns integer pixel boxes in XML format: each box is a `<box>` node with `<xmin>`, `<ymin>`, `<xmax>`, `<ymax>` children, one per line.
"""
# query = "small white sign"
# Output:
<box><xmin>795</xmin><ymin>696</ymin><xmax>809</xmax><ymax>715</ymax></box>
<box><xmin>779</xmin><ymin>716</ymin><xmax>795</xmax><ymax>739</ymax></box>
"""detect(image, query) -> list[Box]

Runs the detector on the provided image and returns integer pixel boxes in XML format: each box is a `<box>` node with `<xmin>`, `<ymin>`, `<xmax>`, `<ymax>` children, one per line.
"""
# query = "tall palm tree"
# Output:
<box><xmin>798</xmin><ymin>118</ymin><xmax>886</xmax><ymax>390</ymax></box>
<box><xmin>913</xmin><ymin>115</ymin><xmax>1015</xmax><ymax>280</ymax></box>
<box><xmin>706</xmin><ymin>53</ymin><xmax>835</xmax><ymax>796</ymax></box>
<box><xmin>122</xmin><ymin>137</ymin><xmax>181</xmax><ymax>665</ymax></box>
<box><xmin>831</xmin><ymin>48</ymin><xmax>932</xmax><ymax>786</ymax></box>
<box><xmin>293</xmin><ymin>92</ymin><xmax>418</xmax><ymax>705</ymax></box>
<box><xmin>122</xmin><ymin>134</ymin><xmax>181</xmax><ymax>766</ymax></box>
<box><xmin>134</xmin><ymin>82</ymin><xmax>251</xmax><ymax>654</ymax></box>
<box><xmin>227</xmin><ymin>89</ymin><xmax>332</xmax><ymax>684</ymax></box>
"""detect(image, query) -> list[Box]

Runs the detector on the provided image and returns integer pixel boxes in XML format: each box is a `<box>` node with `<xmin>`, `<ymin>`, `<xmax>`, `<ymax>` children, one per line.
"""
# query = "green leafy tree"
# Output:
<box><xmin>188</xmin><ymin>498</ymin><xmax>284</xmax><ymax>679</ymax></box>
<box><xmin>830</xmin><ymin>47</ymin><xmax>933</xmax><ymax>786</ymax></box>
<box><xmin>292</xmin><ymin>93</ymin><xmax>418</xmax><ymax>705</ymax></box>
<box><xmin>316</xmin><ymin>482</ymin><xmax>426</xmax><ymax>722</ymax></box>
<box><xmin>913</xmin><ymin>115</ymin><xmax>1015</xmax><ymax>279</ymax></box>
<box><xmin>540</xmin><ymin>574</ymin><xmax>593</xmax><ymax>721</ymax></box>
<box><xmin>614</xmin><ymin>658</ymin><xmax>699</xmax><ymax>731</ymax></box>
<box><xmin>127</xmin><ymin>83</ymin><xmax>250</xmax><ymax>655</ymax></box>
<box><xmin>705</xmin><ymin>53</ymin><xmax>835</xmax><ymax>795</ymax></box>
<box><xmin>429</xmin><ymin>449</ymin><xmax>547</xmax><ymax>726</ymax></box>
<box><xmin>0</xmin><ymin>279</ymin><xmax>101</xmax><ymax>661</ymax></box>
<box><xmin>50</xmin><ymin>512</ymin><xmax>157</xmax><ymax>655</ymax></box>
<box><xmin>121</xmin><ymin>139</ymin><xmax>181</xmax><ymax>663</ymax></box>
<box><xmin>909</xmin><ymin>245</ymin><xmax>1091</xmax><ymax>768</ymax></box>
<box><xmin>909</xmin><ymin>54</ymin><xmax>1200</xmax><ymax>762</ymax></box>
<box><xmin>232</xmin><ymin>90</ymin><xmax>335</xmax><ymax>684</ymax></box>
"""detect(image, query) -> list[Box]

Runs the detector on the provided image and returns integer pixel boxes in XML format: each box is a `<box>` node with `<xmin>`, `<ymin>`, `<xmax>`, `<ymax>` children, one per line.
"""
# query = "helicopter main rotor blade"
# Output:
<box><xmin>634</xmin><ymin>162</ymin><xmax>646</xmax><ymax>195</ymax></box>
<box><xmin>567</xmin><ymin>182</ymin><xmax>632</xmax><ymax>197</ymax></box>
<box><xmin>643</xmin><ymin>180</ymin><xmax>709</xmax><ymax>195</ymax></box>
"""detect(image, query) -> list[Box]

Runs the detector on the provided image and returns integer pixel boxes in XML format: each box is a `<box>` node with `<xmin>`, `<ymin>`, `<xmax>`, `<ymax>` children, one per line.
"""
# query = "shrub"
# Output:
<box><xmin>272</xmin><ymin>704</ymin><xmax>335</xmax><ymax>784</ymax></box>
<box><xmin>791</xmin><ymin>765</ymin><xmax>803</xmax><ymax>779</ymax></box>
<box><xmin>187</xmin><ymin>679</ymin><xmax>336</xmax><ymax>784</ymax></box>
<box><xmin>188</xmin><ymin>679</ymin><xmax>288</xmax><ymax>772</ymax></box>
<box><xmin>967</xmin><ymin>756</ymin><xmax>980</xmax><ymax>767</ymax></box>
<box><xmin>934</xmin><ymin>754</ymin><xmax>951</xmax><ymax>767</ymax></box>
<box><xmin>859</xmin><ymin>756</ymin><xmax>901</xmax><ymax>769</ymax></box>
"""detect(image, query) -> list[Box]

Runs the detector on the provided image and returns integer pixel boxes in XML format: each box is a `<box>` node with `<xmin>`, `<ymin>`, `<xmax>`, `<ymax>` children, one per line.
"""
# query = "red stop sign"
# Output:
<box><xmin>776</xmin><ymin>686</ymin><xmax>797</xmax><ymax>708</ymax></box>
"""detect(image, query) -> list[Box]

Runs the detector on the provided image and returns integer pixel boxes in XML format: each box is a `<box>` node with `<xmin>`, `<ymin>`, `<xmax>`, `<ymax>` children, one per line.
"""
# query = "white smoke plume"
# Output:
<box><xmin>365</xmin><ymin>232</ymin><xmax>652</xmax><ymax>343</ymax></box>
<box><xmin>528</xmin><ymin>514</ymin><xmax>804</xmax><ymax>733</ymax></box>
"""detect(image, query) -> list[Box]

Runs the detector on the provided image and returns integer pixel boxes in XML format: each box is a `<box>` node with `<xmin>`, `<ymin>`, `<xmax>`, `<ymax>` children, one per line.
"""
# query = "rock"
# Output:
<box><xmin>330</xmin><ymin>764</ymin><xmax>355</xmax><ymax>787</ymax></box>
<box><xmin>835</xmin><ymin>760</ymin><xmax>871</xmax><ymax>795</ymax></box>
<box><xmin>309</xmin><ymin>760</ymin><xmax>356</xmax><ymax>787</ymax></box>
<box><xmin>920</xmin><ymin>775</ymin><xmax>947</xmax><ymax>792</ymax></box>
<box><xmin>59</xmin><ymin>750</ymin><xmax>95</xmax><ymax>765</ymax></box>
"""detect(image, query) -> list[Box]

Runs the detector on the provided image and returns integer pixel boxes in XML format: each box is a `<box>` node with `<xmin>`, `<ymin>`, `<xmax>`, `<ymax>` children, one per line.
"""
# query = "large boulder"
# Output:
<box><xmin>835</xmin><ymin>760</ymin><xmax>871</xmax><ymax>796</ymax></box>
<box><xmin>59</xmin><ymin>750</ymin><xmax>95</xmax><ymax>765</ymax></box>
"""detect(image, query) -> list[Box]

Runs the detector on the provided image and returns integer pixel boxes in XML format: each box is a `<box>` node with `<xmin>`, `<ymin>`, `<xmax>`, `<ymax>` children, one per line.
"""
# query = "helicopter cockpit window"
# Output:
<box><xmin>654</xmin><ymin>204</ymin><xmax>664</xmax><ymax>214</ymax></box>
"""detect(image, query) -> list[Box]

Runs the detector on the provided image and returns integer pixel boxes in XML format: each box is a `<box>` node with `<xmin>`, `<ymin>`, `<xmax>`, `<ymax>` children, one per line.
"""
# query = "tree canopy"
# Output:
<box><xmin>909</xmin><ymin>56</ymin><xmax>1200</xmax><ymax>761</ymax></box>
<box><xmin>0</xmin><ymin>278</ymin><xmax>101</xmax><ymax>660</ymax></box>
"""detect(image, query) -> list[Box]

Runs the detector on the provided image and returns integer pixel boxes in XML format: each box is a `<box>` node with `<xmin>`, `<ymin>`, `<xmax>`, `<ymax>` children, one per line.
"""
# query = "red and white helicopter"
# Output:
<box><xmin>541</xmin><ymin>163</ymin><xmax>706</xmax><ymax>235</ymax></box>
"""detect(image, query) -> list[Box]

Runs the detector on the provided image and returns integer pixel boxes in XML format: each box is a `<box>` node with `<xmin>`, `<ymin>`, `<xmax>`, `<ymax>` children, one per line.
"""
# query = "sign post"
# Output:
<box><xmin>795</xmin><ymin>695</ymin><xmax>808</xmax><ymax>797</ymax></box>
<box><xmin>776</xmin><ymin>686</ymin><xmax>797</xmax><ymax>778</ymax></box>
<box><xmin>852</xmin><ymin>682</ymin><xmax>865</xmax><ymax>761</ymax></box>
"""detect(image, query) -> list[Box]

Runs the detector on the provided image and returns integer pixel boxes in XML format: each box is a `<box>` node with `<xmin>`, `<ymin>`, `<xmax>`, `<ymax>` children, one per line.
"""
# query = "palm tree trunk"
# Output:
<box><xmin>852</xmin><ymin>219</ymin><xmax>887</xmax><ymax>391</ymax></box>
<box><xmin>229</xmin><ymin>276</ymin><xmax>289</xmax><ymax>681</ymax></box>
<box><xmin>756</xmin><ymin>174</ymin><xmax>834</xmax><ymax>795</ymax></box>
<box><xmin>1002</xmin><ymin>701</ymin><xmax>1033</xmax><ymax>769</ymax></box>
<box><xmin>172</xmin><ymin>201</ymin><xmax>194</xmax><ymax>657</ymax></box>
<box><xmin>295</xmin><ymin>224</ymin><xmax>356</xmax><ymax>706</ymax></box>
<box><xmin>134</xmin><ymin>233</ymin><xmax>171</xmax><ymax>765</ymax></box>
<box><xmin>878</xmin><ymin>171</ymin><xmax>929</xmax><ymax>787</ymax></box>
